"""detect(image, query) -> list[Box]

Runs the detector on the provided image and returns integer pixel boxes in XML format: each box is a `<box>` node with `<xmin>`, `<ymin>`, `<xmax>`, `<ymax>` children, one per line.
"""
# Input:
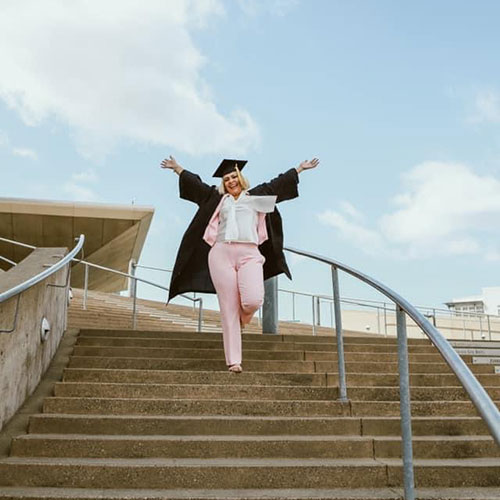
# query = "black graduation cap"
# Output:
<box><xmin>212</xmin><ymin>159</ymin><xmax>248</xmax><ymax>178</ymax></box>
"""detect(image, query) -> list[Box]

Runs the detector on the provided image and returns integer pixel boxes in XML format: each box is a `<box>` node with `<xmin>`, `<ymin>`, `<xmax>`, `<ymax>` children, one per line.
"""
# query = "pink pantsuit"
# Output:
<box><xmin>208</xmin><ymin>242</ymin><xmax>264</xmax><ymax>366</ymax></box>
<box><xmin>203</xmin><ymin>192</ymin><xmax>276</xmax><ymax>366</ymax></box>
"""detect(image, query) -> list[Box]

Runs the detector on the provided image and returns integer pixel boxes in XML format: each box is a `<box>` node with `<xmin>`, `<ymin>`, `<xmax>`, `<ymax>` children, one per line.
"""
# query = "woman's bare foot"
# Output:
<box><xmin>228</xmin><ymin>364</ymin><xmax>242</xmax><ymax>373</ymax></box>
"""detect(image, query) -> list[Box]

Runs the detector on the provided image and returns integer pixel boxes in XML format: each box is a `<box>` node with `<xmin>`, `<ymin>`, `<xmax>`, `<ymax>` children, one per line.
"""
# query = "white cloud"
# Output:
<box><xmin>12</xmin><ymin>148</ymin><xmax>37</xmax><ymax>160</ymax></box>
<box><xmin>319</xmin><ymin>161</ymin><xmax>500</xmax><ymax>260</ymax></box>
<box><xmin>0</xmin><ymin>0</ymin><xmax>260</xmax><ymax>159</ymax></box>
<box><xmin>317</xmin><ymin>209</ymin><xmax>385</xmax><ymax>256</ymax></box>
<box><xmin>470</xmin><ymin>90</ymin><xmax>500</xmax><ymax>124</ymax></box>
<box><xmin>339</xmin><ymin>201</ymin><xmax>363</xmax><ymax>219</ymax></box>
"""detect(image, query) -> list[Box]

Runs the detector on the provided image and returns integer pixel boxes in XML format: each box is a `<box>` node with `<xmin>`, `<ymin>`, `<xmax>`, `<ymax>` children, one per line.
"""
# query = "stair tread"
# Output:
<box><xmin>2</xmin><ymin>456</ymin><xmax>500</xmax><ymax>466</ymax></box>
<box><xmin>15</xmin><ymin>434</ymin><xmax>496</xmax><ymax>442</ymax></box>
<box><xmin>1</xmin><ymin>486</ymin><xmax>500</xmax><ymax>500</ymax></box>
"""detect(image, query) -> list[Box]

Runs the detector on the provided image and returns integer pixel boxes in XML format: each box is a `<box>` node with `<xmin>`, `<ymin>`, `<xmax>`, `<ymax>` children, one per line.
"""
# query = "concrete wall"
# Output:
<box><xmin>0</xmin><ymin>248</ymin><xmax>69</xmax><ymax>431</ymax></box>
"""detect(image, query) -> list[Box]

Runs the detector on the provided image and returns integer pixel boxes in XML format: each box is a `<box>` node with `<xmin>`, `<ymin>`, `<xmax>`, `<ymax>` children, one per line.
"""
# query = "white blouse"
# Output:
<box><xmin>216</xmin><ymin>192</ymin><xmax>277</xmax><ymax>244</ymax></box>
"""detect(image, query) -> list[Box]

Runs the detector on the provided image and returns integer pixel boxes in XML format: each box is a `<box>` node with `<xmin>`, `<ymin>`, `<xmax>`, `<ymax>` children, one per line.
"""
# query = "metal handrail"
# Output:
<box><xmin>0</xmin><ymin>255</ymin><xmax>17</xmax><ymax>267</ymax></box>
<box><xmin>285</xmin><ymin>246</ymin><xmax>500</xmax><ymax>438</ymax></box>
<box><xmin>0</xmin><ymin>237</ymin><xmax>203</xmax><ymax>332</ymax></box>
<box><xmin>73</xmin><ymin>258</ymin><xmax>203</xmax><ymax>332</ymax></box>
<box><xmin>278</xmin><ymin>287</ymin><xmax>500</xmax><ymax>340</ymax></box>
<box><xmin>284</xmin><ymin>246</ymin><xmax>500</xmax><ymax>500</ymax></box>
<box><xmin>279</xmin><ymin>286</ymin><xmax>499</xmax><ymax>321</ymax></box>
<box><xmin>0</xmin><ymin>235</ymin><xmax>85</xmax><ymax>304</ymax></box>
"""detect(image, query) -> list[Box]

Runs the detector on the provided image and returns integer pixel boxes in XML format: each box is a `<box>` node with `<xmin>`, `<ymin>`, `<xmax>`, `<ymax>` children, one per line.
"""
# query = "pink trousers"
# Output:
<box><xmin>208</xmin><ymin>242</ymin><xmax>265</xmax><ymax>366</ymax></box>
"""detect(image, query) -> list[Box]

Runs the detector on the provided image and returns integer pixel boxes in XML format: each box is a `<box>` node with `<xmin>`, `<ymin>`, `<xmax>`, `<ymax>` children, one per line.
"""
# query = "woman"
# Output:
<box><xmin>161</xmin><ymin>156</ymin><xmax>319</xmax><ymax>372</ymax></box>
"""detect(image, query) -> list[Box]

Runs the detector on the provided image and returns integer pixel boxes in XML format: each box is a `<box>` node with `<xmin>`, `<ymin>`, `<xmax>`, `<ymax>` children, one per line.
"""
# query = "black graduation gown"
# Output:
<box><xmin>167</xmin><ymin>168</ymin><xmax>299</xmax><ymax>302</ymax></box>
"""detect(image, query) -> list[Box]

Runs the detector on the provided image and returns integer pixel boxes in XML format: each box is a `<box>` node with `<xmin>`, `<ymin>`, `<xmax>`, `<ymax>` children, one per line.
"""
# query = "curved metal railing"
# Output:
<box><xmin>0</xmin><ymin>236</ymin><xmax>203</xmax><ymax>332</ymax></box>
<box><xmin>0</xmin><ymin>235</ymin><xmax>85</xmax><ymax>305</ymax></box>
<box><xmin>74</xmin><ymin>258</ymin><xmax>203</xmax><ymax>332</ymax></box>
<box><xmin>0</xmin><ymin>235</ymin><xmax>85</xmax><ymax>334</ymax></box>
<box><xmin>284</xmin><ymin>246</ymin><xmax>500</xmax><ymax>500</ymax></box>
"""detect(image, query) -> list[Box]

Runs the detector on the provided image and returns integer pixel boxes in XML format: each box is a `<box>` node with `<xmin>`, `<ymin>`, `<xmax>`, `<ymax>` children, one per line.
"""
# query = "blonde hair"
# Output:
<box><xmin>218</xmin><ymin>167</ymin><xmax>250</xmax><ymax>195</ymax></box>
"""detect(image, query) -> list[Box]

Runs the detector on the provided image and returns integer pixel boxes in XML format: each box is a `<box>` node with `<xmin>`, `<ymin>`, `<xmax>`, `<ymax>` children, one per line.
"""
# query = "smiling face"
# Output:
<box><xmin>223</xmin><ymin>170</ymin><xmax>242</xmax><ymax>198</ymax></box>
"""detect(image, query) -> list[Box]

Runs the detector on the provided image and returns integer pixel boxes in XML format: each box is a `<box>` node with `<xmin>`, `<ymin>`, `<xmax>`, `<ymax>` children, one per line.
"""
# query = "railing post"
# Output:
<box><xmin>396</xmin><ymin>305</ymin><xmax>415</xmax><ymax>500</ymax></box>
<box><xmin>197</xmin><ymin>298</ymin><xmax>203</xmax><ymax>332</ymax></box>
<box><xmin>383</xmin><ymin>303</ymin><xmax>388</xmax><ymax>336</ymax></box>
<box><xmin>263</xmin><ymin>276</ymin><xmax>279</xmax><ymax>334</ymax></box>
<box><xmin>316</xmin><ymin>296</ymin><xmax>321</xmax><ymax>326</ymax></box>
<box><xmin>83</xmin><ymin>263</ymin><xmax>89</xmax><ymax>311</ymax></box>
<box><xmin>132</xmin><ymin>277</ymin><xmax>138</xmax><ymax>330</ymax></box>
<box><xmin>311</xmin><ymin>295</ymin><xmax>316</xmax><ymax>336</ymax></box>
<box><xmin>128</xmin><ymin>259</ymin><xmax>136</xmax><ymax>297</ymax></box>
<box><xmin>331</xmin><ymin>266</ymin><xmax>347</xmax><ymax>402</ymax></box>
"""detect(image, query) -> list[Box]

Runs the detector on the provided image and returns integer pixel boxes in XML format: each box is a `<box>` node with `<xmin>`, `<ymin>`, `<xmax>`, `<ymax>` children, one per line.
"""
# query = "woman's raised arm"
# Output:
<box><xmin>250</xmin><ymin>158</ymin><xmax>320</xmax><ymax>203</ymax></box>
<box><xmin>296</xmin><ymin>157</ymin><xmax>320</xmax><ymax>174</ymax></box>
<box><xmin>161</xmin><ymin>155</ymin><xmax>184</xmax><ymax>175</ymax></box>
<box><xmin>160</xmin><ymin>155</ymin><xmax>214</xmax><ymax>206</ymax></box>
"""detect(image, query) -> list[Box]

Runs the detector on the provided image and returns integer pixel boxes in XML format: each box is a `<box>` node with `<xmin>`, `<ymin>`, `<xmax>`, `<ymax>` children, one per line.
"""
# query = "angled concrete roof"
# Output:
<box><xmin>0</xmin><ymin>197</ymin><xmax>154</xmax><ymax>292</ymax></box>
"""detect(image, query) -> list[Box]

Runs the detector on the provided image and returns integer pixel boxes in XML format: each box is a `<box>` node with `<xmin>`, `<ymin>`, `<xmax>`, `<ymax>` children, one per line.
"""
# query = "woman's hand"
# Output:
<box><xmin>296</xmin><ymin>158</ymin><xmax>320</xmax><ymax>174</ymax></box>
<box><xmin>161</xmin><ymin>155</ymin><xmax>184</xmax><ymax>175</ymax></box>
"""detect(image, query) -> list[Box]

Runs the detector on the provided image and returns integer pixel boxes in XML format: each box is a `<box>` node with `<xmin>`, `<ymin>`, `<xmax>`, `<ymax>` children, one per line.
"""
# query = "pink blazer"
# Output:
<box><xmin>202</xmin><ymin>194</ymin><xmax>269</xmax><ymax>247</ymax></box>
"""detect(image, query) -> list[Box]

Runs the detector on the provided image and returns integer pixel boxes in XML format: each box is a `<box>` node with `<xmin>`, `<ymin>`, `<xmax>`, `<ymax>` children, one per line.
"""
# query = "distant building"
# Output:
<box><xmin>445</xmin><ymin>287</ymin><xmax>500</xmax><ymax>316</ymax></box>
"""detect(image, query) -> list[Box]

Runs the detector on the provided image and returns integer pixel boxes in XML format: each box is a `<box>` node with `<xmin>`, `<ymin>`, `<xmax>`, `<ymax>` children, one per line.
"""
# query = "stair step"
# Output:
<box><xmin>51</xmin><ymin>382</ymin><xmax>500</xmax><ymax>402</ymax></box>
<box><xmin>52</xmin><ymin>382</ymin><xmax>339</xmax><ymax>401</ymax></box>
<box><xmin>350</xmin><ymin>401</ymin><xmax>496</xmax><ymax>417</ymax></box>
<box><xmin>75</xmin><ymin>336</ymin><xmax>438</xmax><ymax>353</ymax></box>
<box><xmin>72</xmin><ymin>345</ymin><xmax>448</xmax><ymax>363</ymax></box>
<box><xmin>68</xmin><ymin>356</ymin><xmax>319</xmax><ymax>372</ymax></box>
<box><xmin>41</xmin><ymin>397</ymin><xmax>496</xmax><ymax>417</ymax></box>
<box><xmin>1</xmin><ymin>486</ymin><xmax>500</xmax><ymax>500</ymax></box>
<box><xmin>10</xmin><ymin>435</ymin><xmax>373</xmax><ymax>459</ymax></box>
<box><xmin>320</xmin><ymin>361</ymin><xmax>495</xmax><ymax>374</ymax></box>
<box><xmin>361</xmin><ymin>416</ymin><xmax>490</xmax><ymax>436</ymax></box>
<box><xmin>61</xmin><ymin>368</ymin><xmax>500</xmax><ymax>387</ymax></box>
<box><xmin>72</xmin><ymin>346</ymin><xmax>307</xmax><ymax>361</ymax></box>
<box><xmin>42</xmin><ymin>397</ymin><xmax>351</xmax><ymax>417</ymax></box>
<box><xmin>28</xmin><ymin>415</ymin><xmax>490</xmax><ymax>437</ymax></box>
<box><xmin>77</xmin><ymin>329</ymin><xmax>431</xmax><ymax>345</ymax></box>
<box><xmin>0</xmin><ymin>457</ymin><xmax>498</xmax><ymax>488</ymax></box>
<box><xmin>67</xmin><ymin>356</ymin><xmax>497</xmax><ymax>375</ymax></box>
<box><xmin>11</xmin><ymin>434</ymin><xmax>498</xmax><ymax>460</ymax></box>
<box><xmin>62</xmin><ymin>368</ymin><xmax>328</xmax><ymax>386</ymax></box>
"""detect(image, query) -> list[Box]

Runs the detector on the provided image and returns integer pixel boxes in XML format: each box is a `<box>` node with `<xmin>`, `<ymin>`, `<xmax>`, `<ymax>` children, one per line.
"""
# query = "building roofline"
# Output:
<box><xmin>0</xmin><ymin>197</ymin><xmax>154</xmax><ymax>220</ymax></box>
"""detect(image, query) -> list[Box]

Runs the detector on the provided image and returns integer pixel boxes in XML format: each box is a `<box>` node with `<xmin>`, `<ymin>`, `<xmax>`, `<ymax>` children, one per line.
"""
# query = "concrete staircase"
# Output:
<box><xmin>67</xmin><ymin>288</ymin><xmax>340</xmax><ymax>336</ymax></box>
<box><xmin>0</xmin><ymin>324</ymin><xmax>499</xmax><ymax>499</ymax></box>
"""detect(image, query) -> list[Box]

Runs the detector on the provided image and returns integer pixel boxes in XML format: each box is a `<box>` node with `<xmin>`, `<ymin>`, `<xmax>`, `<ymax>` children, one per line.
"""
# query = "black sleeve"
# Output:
<box><xmin>178</xmin><ymin>170</ymin><xmax>215</xmax><ymax>206</ymax></box>
<box><xmin>249</xmin><ymin>168</ymin><xmax>299</xmax><ymax>203</ymax></box>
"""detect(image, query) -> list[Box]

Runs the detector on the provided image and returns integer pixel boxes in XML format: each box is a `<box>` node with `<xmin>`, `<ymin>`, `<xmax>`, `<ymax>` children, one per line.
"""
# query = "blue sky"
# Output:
<box><xmin>1</xmin><ymin>0</ymin><xmax>500</xmax><ymax>315</ymax></box>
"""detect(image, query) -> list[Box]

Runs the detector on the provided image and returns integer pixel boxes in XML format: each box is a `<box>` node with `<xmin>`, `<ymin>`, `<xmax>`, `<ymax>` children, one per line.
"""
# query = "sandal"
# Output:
<box><xmin>228</xmin><ymin>364</ymin><xmax>242</xmax><ymax>373</ymax></box>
